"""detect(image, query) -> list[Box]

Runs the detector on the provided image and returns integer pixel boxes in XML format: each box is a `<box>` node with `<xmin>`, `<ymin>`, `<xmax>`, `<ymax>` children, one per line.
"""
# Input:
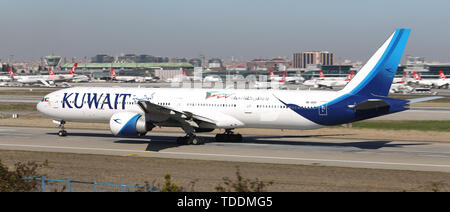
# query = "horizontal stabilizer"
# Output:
<box><xmin>408</xmin><ymin>96</ymin><xmax>444</xmax><ymax>104</ymax></box>
<box><xmin>353</xmin><ymin>99</ymin><xmax>389</xmax><ymax>111</ymax></box>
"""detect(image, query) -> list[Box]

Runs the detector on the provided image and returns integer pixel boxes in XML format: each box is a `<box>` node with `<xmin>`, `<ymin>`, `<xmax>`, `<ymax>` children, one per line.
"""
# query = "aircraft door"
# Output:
<box><xmin>318</xmin><ymin>104</ymin><xmax>327</xmax><ymax>116</ymax></box>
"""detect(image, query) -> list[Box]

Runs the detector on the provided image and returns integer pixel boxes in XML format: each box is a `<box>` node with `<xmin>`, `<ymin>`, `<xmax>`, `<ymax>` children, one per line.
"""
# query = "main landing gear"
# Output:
<box><xmin>55</xmin><ymin>120</ymin><xmax>67</xmax><ymax>137</ymax></box>
<box><xmin>215</xmin><ymin>129</ymin><xmax>243</xmax><ymax>143</ymax></box>
<box><xmin>53</xmin><ymin>120</ymin><xmax>67</xmax><ymax>137</ymax></box>
<box><xmin>176</xmin><ymin>133</ymin><xmax>205</xmax><ymax>145</ymax></box>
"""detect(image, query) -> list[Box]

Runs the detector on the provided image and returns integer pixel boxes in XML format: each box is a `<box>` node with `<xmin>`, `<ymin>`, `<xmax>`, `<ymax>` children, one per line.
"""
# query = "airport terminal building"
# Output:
<box><xmin>60</xmin><ymin>62</ymin><xmax>194</xmax><ymax>80</ymax></box>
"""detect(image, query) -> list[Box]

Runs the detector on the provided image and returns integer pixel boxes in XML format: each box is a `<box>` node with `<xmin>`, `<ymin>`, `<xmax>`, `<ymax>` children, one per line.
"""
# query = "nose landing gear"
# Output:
<box><xmin>54</xmin><ymin>120</ymin><xmax>67</xmax><ymax>137</ymax></box>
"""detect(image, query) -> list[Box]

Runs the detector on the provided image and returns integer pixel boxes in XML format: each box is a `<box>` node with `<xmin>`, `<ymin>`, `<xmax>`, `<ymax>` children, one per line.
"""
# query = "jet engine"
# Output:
<box><xmin>110</xmin><ymin>112</ymin><xmax>150</xmax><ymax>137</ymax></box>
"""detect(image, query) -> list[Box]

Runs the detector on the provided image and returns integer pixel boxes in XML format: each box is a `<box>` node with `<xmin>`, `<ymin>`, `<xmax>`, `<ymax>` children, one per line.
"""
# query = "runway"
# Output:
<box><xmin>1</xmin><ymin>126</ymin><xmax>450</xmax><ymax>173</ymax></box>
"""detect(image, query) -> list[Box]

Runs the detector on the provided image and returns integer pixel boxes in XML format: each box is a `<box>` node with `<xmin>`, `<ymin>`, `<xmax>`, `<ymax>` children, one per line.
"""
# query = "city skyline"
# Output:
<box><xmin>1</xmin><ymin>0</ymin><xmax>450</xmax><ymax>63</ymax></box>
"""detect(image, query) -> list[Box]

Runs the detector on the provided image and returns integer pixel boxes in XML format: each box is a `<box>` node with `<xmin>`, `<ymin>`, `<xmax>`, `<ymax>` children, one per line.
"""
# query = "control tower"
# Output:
<box><xmin>44</xmin><ymin>55</ymin><xmax>61</xmax><ymax>71</ymax></box>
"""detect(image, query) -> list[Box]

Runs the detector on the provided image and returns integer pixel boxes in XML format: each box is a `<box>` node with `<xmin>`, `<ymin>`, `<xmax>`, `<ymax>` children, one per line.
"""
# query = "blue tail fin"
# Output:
<box><xmin>342</xmin><ymin>29</ymin><xmax>410</xmax><ymax>97</ymax></box>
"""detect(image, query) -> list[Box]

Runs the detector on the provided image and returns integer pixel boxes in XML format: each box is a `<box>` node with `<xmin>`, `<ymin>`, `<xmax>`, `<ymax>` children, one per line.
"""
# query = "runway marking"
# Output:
<box><xmin>1</xmin><ymin>143</ymin><xmax>450</xmax><ymax>169</ymax></box>
<box><xmin>121</xmin><ymin>152</ymin><xmax>152</xmax><ymax>157</ymax></box>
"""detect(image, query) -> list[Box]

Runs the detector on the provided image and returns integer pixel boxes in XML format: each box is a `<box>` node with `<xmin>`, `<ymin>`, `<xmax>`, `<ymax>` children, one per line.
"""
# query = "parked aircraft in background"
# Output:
<box><xmin>303</xmin><ymin>71</ymin><xmax>354</xmax><ymax>89</ymax></box>
<box><xmin>253</xmin><ymin>71</ymin><xmax>287</xmax><ymax>89</ymax></box>
<box><xmin>390</xmin><ymin>72</ymin><xmax>413</xmax><ymax>94</ymax></box>
<box><xmin>110</xmin><ymin>66</ymin><xmax>145</xmax><ymax>83</ymax></box>
<box><xmin>316</xmin><ymin>72</ymin><xmax>354</xmax><ymax>89</ymax></box>
<box><xmin>0</xmin><ymin>67</ymin><xmax>13</xmax><ymax>81</ymax></box>
<box><xmin>269</xmin><ymin>70</ymin><xmax>284</xmax><ymax>81</ymax></box>
<box><xmin>436</xmin><ymin>70</ymin><xmax>450</xmax><ymax>88</ymax></box>
<box><xmin>47</xmin><ymin>65</ymin><xmax>76</xmax><ymax>82</ymax></box>
<box><xmin>166</xmin><ymin>68</ymin><xmax>202</xmax><ymax>83</ymax></box>
<box><xmin>392</xmin><ymin>72</ymin><xmax>410</xmax><ymax>84</ymax></box>
<box><xmin>7</xmin><ymin>66</ymin><xmax>72</xmax><ymax>87</ymax></box>
<box><xmin>412</xmin><ymin>71</ymin><xmax>449</xmax><ymax>88</ymax></box>
<box><xmin>203</xmin><ymin>75</ymin><xmax>222</xmax><ymax>83</ymax></box>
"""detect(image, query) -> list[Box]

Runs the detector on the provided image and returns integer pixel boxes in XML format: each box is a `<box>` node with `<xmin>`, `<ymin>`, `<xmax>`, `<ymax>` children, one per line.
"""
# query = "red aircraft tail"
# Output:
<box><xmin>439</xmin><ymin>70</ymin><xmax>447</xmax><ymax>79</ymax></box>
<box><xmin>279</xmin><ymin>71</ymin><xmax>287</xmax><ymax>83</ymax></box>
<box><xmin>345</xmin><ymin>72</ymin><xmax>355</xmax><ymax>81</ymax></box>
<box><xmin>413</xmin><ymin>71</ymin><xmax>422</xmax><ymax>81</ymax></box>
<box><xmin>8</xmin><ymin>67</ymin><xmax>17</xmax><ymax>77</ymax></box>
<box><xmin>110</xmin><ymin>66</ymin><xmax>119</xmax><ymax>77</ymax></box>
<box><xmin>318</xmin><ymin>70</ymin><xmax>325</xmax><ymax>79</ymax></box>
<box><xmin>48</xmin><ymin>67</ymin><xmax>55</xmax><ymax>75</ymax></box>
<box><xmin>68</xmin><ymin>63</ymin><xmax>78</xmax><ymax>75</ymax></box>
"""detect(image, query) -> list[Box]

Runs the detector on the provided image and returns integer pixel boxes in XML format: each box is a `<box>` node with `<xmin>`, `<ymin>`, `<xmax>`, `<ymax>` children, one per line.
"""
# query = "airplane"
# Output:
<box><xmin>412</xmin><ymin>71</ymin><xmax>449</xmax><ymax>88</ymax></box>
<box><xmin>389</xmin><ymin>72</ymin><xmax>413</xmax><ymax>94</ymax></box>
<box><xmin>0</xmin><ymin>75</ymin><xmax>12</xmax><ymax>82</ymax></box>
<box><xmin>303</xmin><ymin>71</ymin><xmax>354</xmax><ymax>89</ymax></box>
<box><xmin>269</xmin><ymin>70</ymin><xmax>284</xmax><ymax>81</ymax></box>
<box><xmin>0</xmin><ymin>67</ymin><xmax>13</xmax><ymax>82</ymax></box>
<box><xmin>392</xmin><ymin>71</ymin><xmax>410</xmax><ymax>84</ymax></box>
<box><xmin>301</xmin><ymin>70</ymin><xmax>328</xmax><ymax>87</ymax></box>
<box><xmin>284</xmin><ymin>73</ymin><xmax>305</xmax><ymax>84</ymax></box>
<box><xmin>316</xmin><ymin>72</ymin><xmax>355</xmax><ymax>89</ymax></box>
<box><xmin>110</xmin><ymin>66</ymin><xmax>145</xmax><ymax>83</ymax></box>
<box><xmin>435</xmin><ymin>70</ymin><xmax>450</xmax><ymax>89</ymax></box>
<box><xmin>37</xmin><ymin>29</ymin><xmax>442</xmax><ymax>145</ymax></box>
<box><xmin>60</xmin><ymin>63</ymin><xmax>90</xmax><ymax>82</ymax></box>
<box><xmin>253</xmin><ymin>71</ymin><xmax>287</xmax><ymax>89</ymax></box>
<box><xmin>269</xmin><ymin>70</ymin><xmax>303</xmax><ymax>84</ymax></box>
<box><xmin>166</xmin><ymin>68</ymin><xmax>201</xmax><ymax>83</ymax></box>
<box><xmin>48</xmin><ymin>67</ymin><xmax>75</xmax><ymax>82</ymax></box>
<box><xmin>8</xmin><ymin>66</ymin><xmax>53</xmax><ymax>86</ymax></box>
<box><xmin>10</xmin><ymin>64</ymin><xmax>76</xmax><ymax>87</ymax></box>
<box><xmin>203</xmin><ymin>75</ymin><xmax>222</xmax><ymax>83</ymax></box>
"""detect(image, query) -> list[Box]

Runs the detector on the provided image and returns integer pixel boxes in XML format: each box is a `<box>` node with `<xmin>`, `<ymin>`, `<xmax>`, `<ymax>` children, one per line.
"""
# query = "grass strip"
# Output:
<box><xmin>352</xmin><ymin>120</ymin><xmax>450</xmax><ymax>132</ymax></box>
<box><xmin>0</xmin><ymin>102</ymin><xmax>37</xmax><ymax>112</ymax></box>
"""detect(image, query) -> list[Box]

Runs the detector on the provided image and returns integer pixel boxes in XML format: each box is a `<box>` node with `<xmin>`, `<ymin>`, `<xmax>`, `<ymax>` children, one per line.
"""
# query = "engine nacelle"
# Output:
<box><xmin>110</xmin><ymin>112</ymin><xmax>148</xmax><ymax>137</ymax></box>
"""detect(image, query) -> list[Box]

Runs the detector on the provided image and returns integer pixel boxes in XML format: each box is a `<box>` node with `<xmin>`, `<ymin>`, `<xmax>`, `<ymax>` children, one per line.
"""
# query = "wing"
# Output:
<box><xmin>39</xmin><ymin>79</ymin><xmax>51</xmax><ymax>87</ymax></box>
<box><xmin>136</xmin><ymin>101</ymin><xmax>244</xmax><ymax>130</ymax></box>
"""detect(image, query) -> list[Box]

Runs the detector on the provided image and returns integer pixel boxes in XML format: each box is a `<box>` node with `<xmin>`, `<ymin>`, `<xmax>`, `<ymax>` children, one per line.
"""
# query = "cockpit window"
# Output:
<box><xmin>41</xmin><ymin>97</ymin><xmax>49</xmax><ymax>102</ymax></box>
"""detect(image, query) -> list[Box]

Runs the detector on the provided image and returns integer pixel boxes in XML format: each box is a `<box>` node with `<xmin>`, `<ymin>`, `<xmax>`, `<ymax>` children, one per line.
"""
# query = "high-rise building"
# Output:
<box><xmin>293</xmin><ymin>51</ymin><xmax>334</xmax><ymax>68</ymax></box>
<box><xmin>91</xmin><ymin>54</ymin><xmax>115</xmax><ymax>63</ymax></box>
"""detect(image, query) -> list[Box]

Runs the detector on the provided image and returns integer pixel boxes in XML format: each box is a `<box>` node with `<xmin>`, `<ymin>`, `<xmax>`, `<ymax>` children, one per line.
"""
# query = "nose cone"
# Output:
<box><xmin>36</xmin><ymin>101</ymin><xmax>44</xmax><ymax>113</ymax></box>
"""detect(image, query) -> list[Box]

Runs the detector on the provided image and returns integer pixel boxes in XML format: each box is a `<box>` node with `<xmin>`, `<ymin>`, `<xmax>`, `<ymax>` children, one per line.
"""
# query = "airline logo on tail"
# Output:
<box><xmin>398</xmin><ymin>72</ymin><xmax>407</xmax><ymax>84</ymax></box>
<box><xmin>345</xmin><ymin>72</ymin><xmax>355</xmax><ymax>81</ymax></box>
<box><xmin>318</xmin><ymin>70</ymin><xmax>325</xmax><ymax>79</ymax></box>
<box><xmin>49</xmin><ymin>67</ymin><xmax>55</xmax><ymax>75</ymax></box>
<box><xmin>110</xmin><ymin>66</ymin><xmax>119</xmax><ymax>77</ymax></box>
<box><xmin>8</xmin><ymin>67</ymin><xmax>17</xmax><ymax>77</ymax></box>
<box><xmin>269</xmin><ymin>69</ymin><xmax>275</xmax><ymax>77</ymax></box>
<box><xmin>439</xmin><ymin>70</ymin><xmax>447</xmax><ymax>79</ymax></box>
<box><xmin>68</xmin><ymin>63</ymin><xmax>78</xmax><ymax>75</ymax></box>
<box><xmin>279</xmin><ymin>71</ymin><xmax>287</xmax><ymax>83</ymax></box>
<box><xmin>413</xmin><ymin>71</ymin><xmax>422</xmax><ymax>81</ymax></box>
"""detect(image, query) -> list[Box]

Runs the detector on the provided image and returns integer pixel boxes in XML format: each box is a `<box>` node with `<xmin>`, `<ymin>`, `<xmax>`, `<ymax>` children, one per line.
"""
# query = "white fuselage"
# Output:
<box><xmin>113</xmin><ymin>76</ymin><xmax>145</xmax><ymax>82</ymax></box>
<box><xmin>37</xmin><ymin>87</ymin><xmax>342</xmax><ymax>130</ymax></box>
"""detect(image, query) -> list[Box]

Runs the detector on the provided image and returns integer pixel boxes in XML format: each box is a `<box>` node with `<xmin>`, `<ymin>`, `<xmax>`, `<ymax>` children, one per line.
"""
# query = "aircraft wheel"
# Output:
<box><xmin>191</xmin><ymin>136</ymin><xmax>205</xmax><ymax>145</ymax></box>
<box><xmin>58</xmin><ymin>130</ymin><xmax>67</xmax><ymax>137</ymax></box>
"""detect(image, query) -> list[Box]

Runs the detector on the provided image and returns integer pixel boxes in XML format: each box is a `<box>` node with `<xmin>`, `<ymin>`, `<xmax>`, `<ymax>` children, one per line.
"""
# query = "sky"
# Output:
<box><xmin>1</xmin><ymin>0</ymin><xmax>450</xmax><ymax>63</ymax></box>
